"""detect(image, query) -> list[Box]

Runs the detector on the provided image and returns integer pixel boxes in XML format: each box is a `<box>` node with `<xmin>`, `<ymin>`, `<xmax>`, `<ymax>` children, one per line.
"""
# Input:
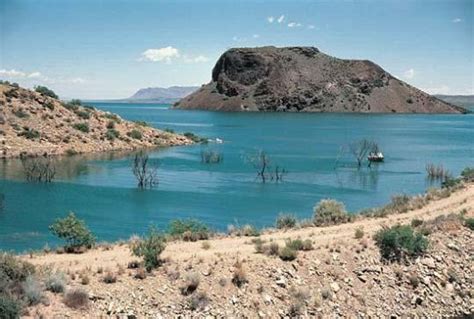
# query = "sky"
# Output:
<box><xmin>0</xmin><ymin>0</ymin><xmax>472</xmax><ymax>99</ymax></box>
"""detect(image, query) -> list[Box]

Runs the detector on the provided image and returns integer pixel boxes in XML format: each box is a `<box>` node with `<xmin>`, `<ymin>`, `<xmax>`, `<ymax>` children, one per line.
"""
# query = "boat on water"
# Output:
<box><xmin>368</xmin><ymin>152</ymin><xmax>384</xmax><ymax>162</ymax></box>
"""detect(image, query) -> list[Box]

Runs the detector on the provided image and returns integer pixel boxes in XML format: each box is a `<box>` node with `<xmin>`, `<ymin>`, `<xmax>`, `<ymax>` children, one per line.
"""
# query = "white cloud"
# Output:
<box><xmin>277</xmin><ymin>15</ymin><xmax>285</xmax><ymax>23</ymax></box>
<box><xmin>307</xmin><ymin>24</ymin><xmax>315</xmax><ymax>29</ymax></box>
<box><xmin>140</xmin><ymin>46</ymin><xmax>180</xmax><ymax>63</ymax></box>
<box><xmin>252</xmin><ymin>34</ymin><xmax>260</xmax><ymax>38</ymax></box>
<box><xmin>183</xmin><ymin>55</ymin><xmax>209</xmax><ymax>63</ymax></box>
<box><xmin>0</xmin><ymin>69</ymin><xmax>27</xmax><ymax>77</ymax></box>
<box><xmin>288</xmin><ymin>22</ymin><xmax>302</xmax><ymax>28</ymax></box>
<box><xmin>452</xmin><ymin>18</ymin><xmax>462</xmax><ymax>23</ymax></box>
<box><xmin>69</xmin><ymin>77</ymin><xmax>86</xmax><ymax>84</ymax></box>
<box><xmin>267</xmin><ymin>16</ymin><xmax>274</xmax><ymax>23</ymax></box>
<box><xmin>403</xmin><ymin>68</ymin><xmax>415</xmax><ymax>79</ymax></box>
<box><xmin>27</xmin><ymin>72</ymin><xmax>42</xmax><ymax>78</ymax></box>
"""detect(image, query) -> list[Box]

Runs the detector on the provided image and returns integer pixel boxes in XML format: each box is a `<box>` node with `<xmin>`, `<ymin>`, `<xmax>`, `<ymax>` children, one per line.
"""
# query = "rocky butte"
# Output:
<box><xmin>175</xmin><ymin>46</ymin><xmax>467</xmax><ymax>113</ymax></box>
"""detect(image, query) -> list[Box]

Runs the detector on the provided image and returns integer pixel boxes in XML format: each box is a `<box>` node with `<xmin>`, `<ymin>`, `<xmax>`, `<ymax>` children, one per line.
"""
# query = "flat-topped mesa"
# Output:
<box><xmin>175</xmin><ymin>46</ymin><xmax>467</xmax><ymax>113</ymax></box>
<box><xmin>0</xmin><ymin>84</ymin><xmax>192</xmax><ymax>158</ymax></box>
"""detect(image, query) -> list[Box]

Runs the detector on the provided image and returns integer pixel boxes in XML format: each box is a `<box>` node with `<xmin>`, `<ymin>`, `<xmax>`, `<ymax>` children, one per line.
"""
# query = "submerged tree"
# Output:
<box><xmin>348</xmin><ymin>139</ymin><xmax>378</xmax><ymax>168</ymax></box>
<box><xmin>132</xmin><ymin>151</ymin><xmax>158</xmax><ymax>189</ymax></box>
<box><xmin>21</xmin><ymin>157</ymin><xmax>56</xmax><ymax>182</ymax></box>
<box><xmin>248</xmin><ymin>150</ymin><xmax>287</xmax><ymax>183</ymax></box>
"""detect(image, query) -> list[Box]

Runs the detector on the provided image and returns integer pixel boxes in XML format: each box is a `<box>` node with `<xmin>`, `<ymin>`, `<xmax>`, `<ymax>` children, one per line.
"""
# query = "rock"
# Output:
<box><xmin>174</xmin><ymin>47</ymin><xmax>466</xmax><ymax>114</ymax></box>
<box><xmin>421</xmin><ymin>257</ymin><xmax>436</xmax><ymax>269</ymax></box>
<box><xmin>330</xmin><ymin>282</ymin><xmax>341</xmax><ymax>293</ymax></box>
<box><xmin>276</xmin><ymin>277</ymin><xmax>287</xmax><ymax>288</ymax></box>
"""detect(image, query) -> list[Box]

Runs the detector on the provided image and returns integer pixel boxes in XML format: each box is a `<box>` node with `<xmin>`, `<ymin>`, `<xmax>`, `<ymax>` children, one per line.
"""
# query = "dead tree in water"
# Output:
<box><xmin>132</xmin><ymin>151</ymin><xmax>158</xmax><ymax>189</ymax></box>
<box><xmin>22</xmin><ymin>157</ymin><xmax>56</xmax><ymax>182</ymax></box>
<box><xmin>249</xmin><ymin>151</ymin><xmax>287</xmax><ymax>183</ymax></box>
<box><xmin>348</xmin><ymin>139</ymin><xmax>377</xmax><ymax>168</ymax></box>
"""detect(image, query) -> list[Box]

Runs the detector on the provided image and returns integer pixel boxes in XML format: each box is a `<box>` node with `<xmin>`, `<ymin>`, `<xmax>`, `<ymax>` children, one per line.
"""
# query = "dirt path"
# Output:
<box><xmin>27</xmin><ymin>183</ymin><xmax>474</xmax><ymax>271</ymax></box>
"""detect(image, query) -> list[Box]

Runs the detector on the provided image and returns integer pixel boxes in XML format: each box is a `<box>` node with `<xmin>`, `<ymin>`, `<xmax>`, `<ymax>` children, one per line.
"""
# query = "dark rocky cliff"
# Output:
<box><xmin>175</xmin><ymin>46</ymin><xmax>467</xmax><ymax>113</ymax></box>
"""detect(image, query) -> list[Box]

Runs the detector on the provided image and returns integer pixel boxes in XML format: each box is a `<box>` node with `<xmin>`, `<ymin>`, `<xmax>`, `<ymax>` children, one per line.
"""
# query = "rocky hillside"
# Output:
<box><xmin>175</xmin><ymin>46</ymin><xmax>467</xmax><ymax>113</ymax></box>
<box><xmin>0</xmin><ymin>84</ymin><xmax>191</xmax><ymax>158</ymax></box>
<box><xmin>127</xmin><ymin>86</ymin><xmax>199</xmax><ymax>103</ymax></box>
<box><xmin>18</xmin><ymin>182</ymin><xmax>474</xmax><ymax>318</ymax></box>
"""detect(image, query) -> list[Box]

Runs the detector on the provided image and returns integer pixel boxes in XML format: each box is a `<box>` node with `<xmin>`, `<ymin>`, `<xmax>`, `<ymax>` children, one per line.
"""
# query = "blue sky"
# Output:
<box><xmin>0</xmin><ymin>0</ymin><xmax>472</xmax><ymax>99</ymax></box>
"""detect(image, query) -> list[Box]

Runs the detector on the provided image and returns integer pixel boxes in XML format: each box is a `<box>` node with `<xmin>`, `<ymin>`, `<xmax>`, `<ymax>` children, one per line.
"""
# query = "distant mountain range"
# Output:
<box><xmin>434</xmin><ymin>95</ymin><xmax>474</xmax><ymax>108</ymax></box>
<box><xmin>124</xmin><ymin>86</ymin><xmax>199</xmax><ymax>103</ymax></box>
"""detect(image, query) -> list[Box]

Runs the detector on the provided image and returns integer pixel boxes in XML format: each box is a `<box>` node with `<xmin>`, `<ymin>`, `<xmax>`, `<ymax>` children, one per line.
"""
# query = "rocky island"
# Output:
<box><xmin>0</xmin><ymin>83</ymin><xmax>192</xmax><ymax>158</ymax></box>
<box><xmin>175</xmin><ymin>46</ymin><xmax>467</xmax><ymax>113</ymax></box>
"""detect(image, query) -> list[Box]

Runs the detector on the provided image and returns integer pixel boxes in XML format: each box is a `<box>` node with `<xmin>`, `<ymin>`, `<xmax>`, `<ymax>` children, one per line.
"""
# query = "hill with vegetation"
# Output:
<box><xmin>0</xmin><ymin>82</ymin><xmax>192</xmax><ymax>158</ymax></box>
<box><xmin>175</xmin><ymin>46</ymin><xmax>467</xmax><ymax>114</ymax></box>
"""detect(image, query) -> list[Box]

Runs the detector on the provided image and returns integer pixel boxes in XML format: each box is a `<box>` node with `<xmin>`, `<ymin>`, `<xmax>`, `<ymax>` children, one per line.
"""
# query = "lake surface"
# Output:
<box><xmin>1</xmin><ymin>103</ymin><xmax>473</xmax><ymax>252</ymax></box>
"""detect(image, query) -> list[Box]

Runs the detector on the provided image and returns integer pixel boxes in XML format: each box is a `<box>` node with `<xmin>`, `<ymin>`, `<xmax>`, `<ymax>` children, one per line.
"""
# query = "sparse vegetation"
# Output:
<box><xmin>313</xmin><ymin>199</ymin><xmax>351</xmax><ymax>226</ymax></box>
<box><xmin>464</xmin><ymin>218</ymin><xmax>474</xmax><ymax>231</ymax></box>
<box><xmin>35</xmin><ymin>85</ymin><xmax>58</xmax><ymax>99</ymax></box>
<box><xmin>0</xmin><ymin>295</ymin><xmax>21</xmax><ymax>318</ymax></box>
<box><xmin>200</xmin><ymin>149</ymin><xmax>223</xmax><ymax>164</ymax></box>
<box><xmin>64</xmin><ymin>288</ymin><xmax>89</xmax><ymax>309</ymax></box>
<box><xmin>347</xmin><ymin>139</ymin><xmax>378</xmax><ymax>168</ymax></box>
<box><xmin>184</xmin><ymin>132</ymin><xmax>207</xmax><ymax>143</ymax></box>
<box><xmin>13</xmin><ymin>109</ymin><xmax>29</xmax><ymax>118</ymax></box>
<box><xmin>18</xmin><ymin>127</ymin><xmax>40</xmax><ymax>139</ymax></box>
<box><xmin>21</xmin><ymin>157</ymin><xmax>56</xmax><ymax>183</ymax></box>
<box><xmin>127</xmin><ymin>129</ymin><xmax>143</xmax><ymax>140</ymax></box>
<box><xmin>180</xmin><ymin>272</ymin><xmax>200</xmax><ymax>295</ymax></box>
<box><xmin>106</xmin><ymin>128</ymin><xmax>120</xmax><ymax>141</ymax></box>
<box><xmin>187</xmin><ymin>291</ymin><xmax>209</xmax><ymax>311</ymax></box>
<box><xmin>354</xmin><ymin>227</ymin><xmax>364</xmax><ymax>239</ymax></box>
<box><xmin>231</xmin><ymin>260</ymin><xmax>248</xmax><ymax>288</ymax></box>
<box><xmin>45</xmin><ymin>271</ymin><xmax>66</xmax><ymax>293</ymax></box>
<box><xmin>49</xmin><ymin>212</ymin><xmax>96</xmax><ymax>252</ymax></box>
<box><xmin>72</xmin><ymin>122</ymin><xmax>90</xmax><ymax>133</ymax></box>
<box><xmin>276</xmin><ymin>213</ymin><xmax>297</xmax><ymax>229</ymax></box>
<box><xmin>278</xmin><ymin>246</ymin><xmax>297</xmax><ymax>261</ymax></box>
<box><xmin>227</xmin><ymin>224</ymin><xmax>260</xmax><ymax>237</ymax></box>
<box><xmin>426</xmin><ymin>163</ymin><xmax>451</xmax><ymax>181</ymax></box>
<box><xmin>22</xmin><ymin>275</ymin><xmax>44</xmax><ymax>305</ymax></box>
<box><xmin>130</xmin><ymin>226</ymin><xmax>166</xmax><ymax>271</ymax></box>
<box><xmin>168</xmin><ymin>219</ymin><xmax>210</xmax><ymax>241</ymax></box>
<box><xmin>374</xmin><ymin>224</ymin><xmax>428</xmax><ymax>262</ymax></box>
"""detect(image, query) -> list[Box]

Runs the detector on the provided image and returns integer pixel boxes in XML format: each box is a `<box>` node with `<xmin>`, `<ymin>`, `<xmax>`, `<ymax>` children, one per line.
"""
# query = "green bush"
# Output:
<box><xmin>69</xmin><ymin>99</ymin><xmax>82</xmax><ymax>106</ymax></box>
<box><xmin>106</xmin><ymin>120</ymin><xmax>115</xmax><ymax>129</ymax></box>
<box><xmin>0</xmin><ymin>253</ymin><xmax>35</xmax><ymax>282</ymax></box>
<box><xmin>184</xmin><ymin>132</ymin><xmax>207</xmax><ymax>144</ymax></box>
<box><xmin>276</xmin><ymin>214</ymin><xmax>297</xmax><ymax>229</ymax></box>
<box><xmin>278</xmin><ymin>246</ymin><xmax>297</xmax><ymax>261</ymax></box>
<box><xmin>169</xmin><ymin>219</ymin><xmax>210</xmax><ymax>241</ymax></box>
<box><xmin>127</xmin><ymin>129</ymin><xmax>142</xmax><ymax>140</ymax></box>
<box><xmin>313</xmin><ymin>199</ymin><xmax>351</xmax><ymax>226</ymax></box>
<box><xmin>72</xmin><ymin>123</ymin><xmax>90</xmax><ymax>133</ymax></box>
<box><xmin>460</xmin><ymin>167</ymin><xmax>474</xmax><ymax>182</ymax></box>
<box><xmin>13</xmin><ymin>109</ymin><xmax>29</xmax><ymax>118</ymax></box>
<box><xmin>133</xmin><ymin>120</ymin><xmax>149</xmax><ymax>127</ymax></box>
<box><xmin>285</xmin><ymin>239</ymin><xmax>304</xmax><ymax>251</ymax></box>
<box><xmin>18</xmin><ymin>128</ymin><xmax>40</xmax><ymax>140</ymax></box>
<box><xmin>35</xmin><ymin>85</ymin><xmax>58</xmax><ymax>99</ymax></box>
<box><xmin>106</xmin><ymin>129</ymin><xmax>120</xmax><ymax>141</ymax></box>
<box><xmin>44</xmin><ymin>100</ymin><xmax>55</xmax><ymax>110</ymax></box>
<box><xmin>75</xmin><ymin>110</ymin><xmax>90</xmax><ymax>120</ymax></box>
<box><xmin>374</xmin><ymin>225</ymin><xmax>428</xmax><ymax>262</ymax></box>
<box><xmin>131</xmin><ymin>226</ymin><xmax>166</xmax><ymax>271</ymax></box>
<box><xmin>0</xmin><ymin>294</ymin><xmax>21</xmax><ymax>319</ymax></box>
<box><xmin>49</xmin><ymin>212</ymin><xmax>95</xmax><ymax>252</ymax></box>
<box><xmin>465</xmin><ymin>218</ymin><xmax>474</xmax><ymax>231</ymax></box>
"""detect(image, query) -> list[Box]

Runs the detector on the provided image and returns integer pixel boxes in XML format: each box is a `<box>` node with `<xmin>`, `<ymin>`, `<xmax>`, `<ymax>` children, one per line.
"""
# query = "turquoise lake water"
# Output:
<box><xmin>1</xmin><ymin>103</ymin><xmax>473</xmax><ymax>252</ymax></box>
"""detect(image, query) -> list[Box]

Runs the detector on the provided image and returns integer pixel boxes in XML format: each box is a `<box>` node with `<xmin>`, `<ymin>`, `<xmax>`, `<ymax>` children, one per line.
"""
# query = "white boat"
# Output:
<box><xmin>368</xmin><ymin>152</ymin><xmax>384</xmax><ymax>162</ymax></box>
<box><xmin>215</xmin><ymin>138</ymin><xmax>223</xmax><ymax>144</ymax></box>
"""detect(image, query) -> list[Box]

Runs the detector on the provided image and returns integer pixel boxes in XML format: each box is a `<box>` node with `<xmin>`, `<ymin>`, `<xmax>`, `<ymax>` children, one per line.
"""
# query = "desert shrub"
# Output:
<box><xmin>103</xmin><ymin>113</ymin><xmax>121</xmax><ymax>123</ymax></box>
<box><xmin>201</xmin><ymin>241</ymin><xmax>211</xmax><ymax>250</ymax></box>
<box><xmin>127</xmin><ymin>260</ymin><xmax>140</xmax><ymax>269</ymax></box>
<box><xmin>44</xmin><ymin>100</ymin><xmax>55</xmax><ymax>110</ymax></box>
<box><xmin>106</xmin><ymin>120</ymin><xmax>115</xmax><ymax>129</ymax></box>
<box><xmin>22</xmin><ymin>276</ymin><xmax>44</xmax><ymax>305</ymax></box>
<box><xmin>35</xmin><ymin>85</ymin><xmax>58</xmax><ymax>99</ymax></box>
<box><xmin>266</xmin><ymin>242</ymin><xmax>280</xmax><ymax>256</ymax></box>
<box><xmin>168</xmin><ymin>219</ymin><xmax>210</xmax><ymax>241</ymax></box>
<box><xmin>64</xmin><ymin>288</ymin><xmax>89</xmax><ymax>309</ymax></box>
<box><xmin>408</xmin><ymin>274</ymin><xmax>420</xmax><ymax>288</ymax></box>
<box><xmin>18</xmin><ymin>128</ymin><xmax>40</xmax><ymax>140</ymax></box>
<box><xmin>184</xmin><ymin>132</ymin><xmax>207</xmax><ymax>143</ymax></box>
<box><xmin>0</xmin><ymin>253</ymin><xmax>35</xmax><ymax>282</ymax></box>
<box><xmin>411</xmin><ymin>219</ymin><xmax>424</xmax><ymax>228</ymax></box>
<box><xmin>187</xmin><ymin>291</ymin><xmax>209</xmax><ymax>311</ymax></box>
<box><xmin>80</xmin><ymin>274</ymin><xmax>90</xmax><ymax>285</ymax></box>
<box><xmin>133</xmin><ymin>120</ymin><xmax>149</xmax><ymax>127</ymax></box>
<box><xmin>69</xmin><ymin>99</ymin><xmax>82</xmax><ymax>106</ymax></box>
<box><xmin>278</xmin><ymin>246</ymin><xmax>297</xmax><ymax>261</ymax></box>
<box><xmin>354</xmin><ymin>227</ymin><xmax>364</xmax><ymax>239</ymax></box>
<box><xmin>253</xmin><ymin>238</ymin><xmax>266</xmax><ymax>253</ymax></box>
<box><xmin>276</xmin><ymin>213</ymin><xmax>297</xmax><ymax>229</ymax></box>
<box><xmin>102</xmin><ymin>272</ymin><xmax>117</xmax><ymax>284</ymax></box>
<box><xmin>286</xmin><ymin>239</ymin><xmax>304</xmax><ymax>251</ymax></box>
<box><xmin>460</xmin><ymin>167</ymin><xmax>474</xmax><ymax>182</ymax></box>
<box><xmin>464</xmin><ymin>218</ymin><xmax>474</xmax><ymax>231</ymax></box>
<box><xmin>134</xmin><ymin>268</ymin><xmax>147</xmax><ymax>280</ymax></box>
<box><xmin>180</xmin><ymin>272</ymin><xmax>200</xmax><ymax>295</ymax></box>
<box><xmin>231</xmin><ymin>261</ymin><xmax>248</xmax><ymax>288</ymax></box>
<box><xmin>374</xmin><ymin>225</ymin><xmax>428</xmax><ymax>262</ymax></box>
<box><xmin>313</xmin><ymin>199</ymin><xmax>351</xmax><ymax>226</ymax></box>
<box><xmin>106</xmin><ymin>128</ymin><xmax>120</xmax><ymax>141</ymax></box>
<box><xmin>228</xmin><ymin>224</ymin><xmax>260</xmax><ymax>237</ymax></box>
<box><xmin>200</xmin><ymin>149</ymin><xmax>223</xmax><ymax>164</ymax></box>
<box><xmin>45</xmin><ymin>271</ymin><xmax>66</xmax><ymax>293</ymax></box>
<box><xmin>75</xmin><ymin>110</ymin><xmax>90</xmax><ymax>120</ymax></box>
<box><xmin>49</xmin><ymin>212</ymin><xmax>95</xmax><ymax>252</ymax></box>
<box><xmin>406</xmin><ymin>98</ymin><xmax>413</xmax><ymax>104</ymax></box>
<box><xmin>388</xmin><ymin>195</ymin><xmax>411</xmax><ymax>213</ymax></box>
<box><xmin>72</xmin><ymin>123</ymin><xmax>90</xmax><ymax>133</ymax></box>
<box><xmin>127</xmin><ymin>129</ymin><xmax>142</xmax><ymax>140</ymax></box>
<box><xmin>13</xmin><ymin>109</ymin><xmax>29</xmax><ymax>118</ymax></box>
<box><xmin>0</xmin><ymin>294</ymin><xmax>21</xmax><ymax>319</ymax></box>
<box><xmin>131</xmin><ymin>226</ymin><xmax>166</xmax><ymax>271</ymax></box>
<box><xmin>301</xmin><ymin>239</ymin><xmax>313</xmax><ymax>251</ymax></box>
